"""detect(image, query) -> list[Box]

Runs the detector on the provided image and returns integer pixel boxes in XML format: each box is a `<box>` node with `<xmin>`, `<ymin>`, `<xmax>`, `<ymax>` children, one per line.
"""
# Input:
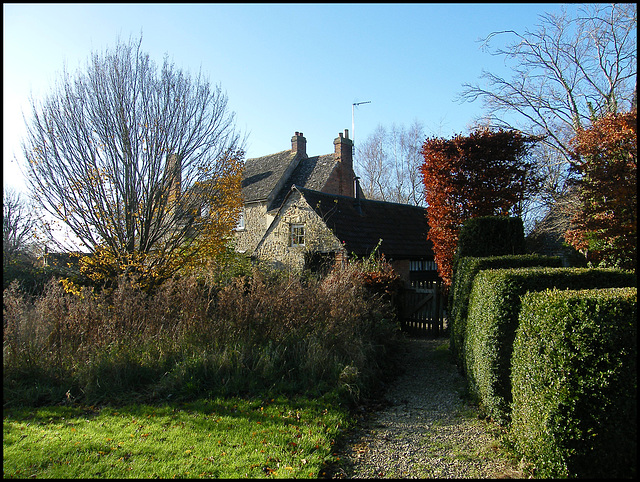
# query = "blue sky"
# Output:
<box><xmin>4</xmin><ymin>3</ymin><xmax>579</xmax><ymax>194</ymax></box>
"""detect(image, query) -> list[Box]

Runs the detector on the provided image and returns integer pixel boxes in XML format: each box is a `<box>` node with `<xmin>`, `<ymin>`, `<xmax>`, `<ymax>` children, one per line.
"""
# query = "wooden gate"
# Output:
<box><xmin>400</xmin><ymin>274</ymin><xmax>446</xmax><ymax>337</ymax></box>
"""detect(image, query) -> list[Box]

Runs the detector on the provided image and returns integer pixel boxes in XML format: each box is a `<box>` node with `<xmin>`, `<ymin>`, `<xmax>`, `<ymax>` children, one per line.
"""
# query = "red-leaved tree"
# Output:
<box><xmin>564</xmin><ymin>111</ymin><xmax>637</xmax><ymax>270</ymax></box>
<box><xmin>421</xmin><ymin>128</ymin><xmax>539</xmax><ymax>288</ymax></box>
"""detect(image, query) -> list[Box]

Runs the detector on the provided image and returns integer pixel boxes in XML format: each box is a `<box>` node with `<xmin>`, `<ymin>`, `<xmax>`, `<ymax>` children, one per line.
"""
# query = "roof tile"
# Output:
<box><xmin>294</xmin><ymin>187</ymin><xmax>432</xmax><ymax>259</ymax></box>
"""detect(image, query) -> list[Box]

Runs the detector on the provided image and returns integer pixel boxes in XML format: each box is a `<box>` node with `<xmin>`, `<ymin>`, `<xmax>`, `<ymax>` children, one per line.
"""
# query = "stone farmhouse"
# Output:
<box><xmin>234</xmin><ymin>130</ymin><xmax>440</xmax><ymax>287</ymax></box>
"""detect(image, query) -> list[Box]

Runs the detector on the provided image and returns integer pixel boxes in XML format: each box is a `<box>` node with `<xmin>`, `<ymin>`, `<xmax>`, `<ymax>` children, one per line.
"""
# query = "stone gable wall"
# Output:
<box><xmin>234</xmin><ymin>201</ymin><xmax>274</xmax><ymax>254</ymax></box>
<box><xmin>254</xmin><ymin>193</ymin><xmax>345</xmax><ymax>271</ymax></box>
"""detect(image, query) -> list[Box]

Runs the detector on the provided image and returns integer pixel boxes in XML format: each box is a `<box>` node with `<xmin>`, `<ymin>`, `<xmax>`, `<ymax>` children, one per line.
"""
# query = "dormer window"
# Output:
<box><xmin>290</xmin><ymin>224</ymin><xmax>305</xmax><ymax>247</ymax></box>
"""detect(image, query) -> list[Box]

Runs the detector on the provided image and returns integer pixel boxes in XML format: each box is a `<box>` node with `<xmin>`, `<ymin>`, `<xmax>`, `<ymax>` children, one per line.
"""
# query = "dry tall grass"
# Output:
<box><xmin>3</xmin><ymin>260</ymin><xmax>402</xmax><ymax>407</ymax></box>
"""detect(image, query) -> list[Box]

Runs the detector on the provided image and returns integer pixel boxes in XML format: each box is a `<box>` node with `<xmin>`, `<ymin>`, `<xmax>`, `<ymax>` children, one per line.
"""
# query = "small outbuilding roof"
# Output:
<box><xmin>291</xmin><ymin>186</ymin><xmax>433</xmax><ymax>260</ymax></box>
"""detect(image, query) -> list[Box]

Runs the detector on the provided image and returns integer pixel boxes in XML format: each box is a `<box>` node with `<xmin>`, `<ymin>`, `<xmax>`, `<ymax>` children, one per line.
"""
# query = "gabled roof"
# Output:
<box><xmin>291</xmin><ymin>186</ymin><xmax>433</xmax><ymax>259</ymax></box>
<box><xmin>242</xmin><ymin>148</ymin><xmax>341</xmax><ymax>212</ymax></box>
<box><xmin>241</xmin><ymin>150</ymin><xmax>299</xmax><ymax>204</ymax></box>
<box><xmin>270</xmin><ymin>154</ymin><xmax>337</xmax><ymax>209</ymax></box>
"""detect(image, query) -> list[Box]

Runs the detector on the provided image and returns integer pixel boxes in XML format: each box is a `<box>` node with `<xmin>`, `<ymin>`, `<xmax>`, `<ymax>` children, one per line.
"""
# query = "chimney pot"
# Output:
<box><xmin>291</xmin><ymin>131</ymin><xmax>307</xmax><ymax>157</ymax></box>
<box><xmin>344</xmin><ymin>129</ymin><xmax>349</xmax><ymax>139</ymax></box>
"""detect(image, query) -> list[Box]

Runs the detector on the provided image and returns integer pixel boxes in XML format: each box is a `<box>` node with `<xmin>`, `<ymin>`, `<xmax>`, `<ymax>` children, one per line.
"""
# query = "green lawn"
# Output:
<box><xmin>3</xmin><ymin>396</ymin><xmax>351</xmax><ymax>478</ymax></box>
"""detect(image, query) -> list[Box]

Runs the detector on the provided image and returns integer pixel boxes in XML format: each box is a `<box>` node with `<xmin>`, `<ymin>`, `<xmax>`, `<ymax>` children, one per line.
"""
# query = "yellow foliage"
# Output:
<box><xmin>74</xmin><ymin>150</ymin><xmax>245</xmax><ymax>289</ymax></box>
<box><xmin>183</xmin><ymin>152</ymin><xmax>244</xmax><ymax>271</ymax></box>
<box><xmin>60</xmin><ymin>278</ymin><xmax>82</xmax><ymax>297</ymax></box>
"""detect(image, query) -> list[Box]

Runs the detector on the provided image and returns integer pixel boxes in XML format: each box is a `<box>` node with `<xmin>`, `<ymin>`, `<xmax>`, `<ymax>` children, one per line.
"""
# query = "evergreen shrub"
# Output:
<box><xmin>449</xmin><ymin>215</ymin><xmax>536</xmax><ymax>365</ymax></box>
<box><xmin>464</xmin><ymin>267</ymin><xmax>636</xmax><ymax>426</ymax></box>
<box><xmin>511</xmin><ymin>287</ymin><xmax>637</xmax><ymax>478</ymax></box>
<box><xmin>449</xmin><ymin>254</ymin><xmax>562</xmax><ymax>369</ymax></box>
<box><xmin>3</xmin><ymin>262</ymin><xmax>64</xmax><ymax>297</ymax></box>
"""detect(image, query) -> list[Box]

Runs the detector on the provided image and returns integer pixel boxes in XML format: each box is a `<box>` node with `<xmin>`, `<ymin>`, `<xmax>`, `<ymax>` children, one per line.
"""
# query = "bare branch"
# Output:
<box><xmin>3</xmin><ymin>188</ymin><xmax>40</xmax><ymax>265</ymax></box>
<box><xmin>458</xmin><ymin>3</ymin><xmax>636</xmax><ymax>234</ymax></box>
<box><xmin>355</xmin><ymin>120</ymin><xmax>426</xmax><ymax>206</ymax></box>
<box><xmin>21</xmin><ymin>34</ymin><xmax>244</xmax><ymax>285</ymax></box>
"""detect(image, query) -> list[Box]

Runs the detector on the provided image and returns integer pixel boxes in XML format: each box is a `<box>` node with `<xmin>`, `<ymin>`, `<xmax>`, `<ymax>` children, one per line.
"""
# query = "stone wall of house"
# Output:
<box><xmin>234</xmin><ymin>201</ymin><xmax>274</xmax><ymax>254</ymax></box>
<box><xmin>254</xmin><ymin>193</ymin><xmax>344</xmax><ymax>271</ymax></box>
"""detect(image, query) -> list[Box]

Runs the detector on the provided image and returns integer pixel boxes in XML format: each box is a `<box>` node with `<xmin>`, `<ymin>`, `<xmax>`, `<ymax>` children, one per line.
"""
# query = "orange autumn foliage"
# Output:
<box><xmin>421</xmin><ymin>128</ymin><xmax>539</xmax><ymax>288</ymax></box>
<box><xmin>70</xmin><ymin>150</ymin><xmax>245</xmax><ymax>292</ymax></box>
<box><xmin>565</xmin><ymin>111</ymin><xmax>637</xmax><ymax>270</ymax></box>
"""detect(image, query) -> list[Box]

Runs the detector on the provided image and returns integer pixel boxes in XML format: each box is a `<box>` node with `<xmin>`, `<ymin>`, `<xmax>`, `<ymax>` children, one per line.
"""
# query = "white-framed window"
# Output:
<box><xmin>290</xmin><ymin>224</ymin><xmax>305</xmax><ymax>247</ymax></box>
<box><xmin>235</xmin><ymin>208</ymin><xmax>245</xmax><ymax>231</ymax></box>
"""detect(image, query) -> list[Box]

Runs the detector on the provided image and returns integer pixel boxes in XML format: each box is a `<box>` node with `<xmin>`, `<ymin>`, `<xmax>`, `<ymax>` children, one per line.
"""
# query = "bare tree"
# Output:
<box><xmin>21</xmin><ymin>35</ymin><xmax>245</xmax><ymax>285</ymax></box>
<box><xmin>3</xmin><ymin>188</ymin><xmax>39</xmax><ymax>267</ymax></box>
<box><xmin>458</xmin><ymin>3</ymin><xmax>637</xmax><ymax>218</ymax></box>
<box><xmin>356</xmin><ymin>125</ymin><xmax>390</xmax><ymax>202</ymax></box>
<box><xmin>355</xmin><ymin>120</ymin><xmax>426</xmax><ymax>205</ymax></box>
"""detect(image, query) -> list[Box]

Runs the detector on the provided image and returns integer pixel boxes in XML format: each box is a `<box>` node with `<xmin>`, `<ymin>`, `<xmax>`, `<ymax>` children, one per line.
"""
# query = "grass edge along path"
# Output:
<box><xmin>3</xmin><ymin>395</ymin><xmax>352</xmax><ymax>479</ymax></box>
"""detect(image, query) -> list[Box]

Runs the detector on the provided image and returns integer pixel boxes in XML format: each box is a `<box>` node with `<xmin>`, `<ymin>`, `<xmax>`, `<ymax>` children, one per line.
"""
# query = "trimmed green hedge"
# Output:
<box><xmin>511</xmin><ymin>288</ymin><xmax>637</xmax><ymax>478</ymax></box>
<box><xmin>449</xmin><ymin>254</ymin><xmax>562</xmax><ymax>370</ymax></box>
<box><xmin>464</xmin><ymin>267</ymin><xmax>636</xmax><ymax>426</ymax></box>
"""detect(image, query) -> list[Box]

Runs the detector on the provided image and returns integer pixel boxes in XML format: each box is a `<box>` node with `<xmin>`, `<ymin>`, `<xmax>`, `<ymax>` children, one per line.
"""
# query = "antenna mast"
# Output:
<box><xmin>351</xmin><ymin>101</ymin><xmax>371</xmax><ymax>163</ymax></box>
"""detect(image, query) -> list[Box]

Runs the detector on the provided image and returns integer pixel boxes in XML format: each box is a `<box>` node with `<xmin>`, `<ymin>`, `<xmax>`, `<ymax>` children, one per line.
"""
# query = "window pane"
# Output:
<box><xmin>236</xmin><ymin>209</ymin><xmax>245</xmax><ymax>230</ymax></box>
<box><xmin>291</xmin><ymin>224</ymin><xmax>305</xmax><ymax>246</ymax></box>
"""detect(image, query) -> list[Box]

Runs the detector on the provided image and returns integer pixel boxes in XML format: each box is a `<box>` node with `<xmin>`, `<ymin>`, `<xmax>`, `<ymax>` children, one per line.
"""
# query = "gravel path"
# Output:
<box><xmin>327</xmin><ymin>337</ymin><xmax>528</xmax><ymax>479</ymax></box>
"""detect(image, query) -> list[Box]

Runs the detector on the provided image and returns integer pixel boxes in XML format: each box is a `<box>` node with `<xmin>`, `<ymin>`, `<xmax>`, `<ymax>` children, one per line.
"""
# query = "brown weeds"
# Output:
<box><xmin>3</xmin><ymin>260</ymin><xmax>401</xmax><ymax>406</ymax></box>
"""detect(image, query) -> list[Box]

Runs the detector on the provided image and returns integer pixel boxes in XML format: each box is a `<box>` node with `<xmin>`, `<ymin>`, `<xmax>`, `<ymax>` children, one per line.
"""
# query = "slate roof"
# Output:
<box><xmin>270</xmin><ymin>154</ymin><xmax>337</xmax><ymax>209</ymax></box>
<box><xmin>241</xmin><ymin>150</ymin><xmax>299</xmax><ymax>204</ymax></box>
<box><xmin>291</xmin><ymin>186</ymin><xmax>433</xmax><ymax>259</ymax></box>
<box><xmin>242</xmin><ymin>149</ymin><xmax>341</xmax><ymax>211</ymax></box>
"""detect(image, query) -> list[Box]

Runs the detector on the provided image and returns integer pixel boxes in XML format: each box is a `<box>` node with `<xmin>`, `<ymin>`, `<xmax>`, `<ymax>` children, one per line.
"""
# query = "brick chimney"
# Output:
<box><xmin>333</xmin><ymin>129</ymin><xmax>354</xmax><ymax>197</ymax></box>
<box><xmin>291</xmin><ymin>131</ymin><xmax>307</xmax><ymax>157</ymax></box>
<box><xmin>166</xmin><ymin>152</ymin><xmax>182</xmax><ymax>196</ymax></box>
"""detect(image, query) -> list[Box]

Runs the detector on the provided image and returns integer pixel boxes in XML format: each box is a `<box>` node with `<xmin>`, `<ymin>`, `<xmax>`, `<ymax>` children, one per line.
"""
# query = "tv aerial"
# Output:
<box><xmin>351</xmin><ymin>100</ymin><xmax>371</xmax><ymax>151</ymax></box>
